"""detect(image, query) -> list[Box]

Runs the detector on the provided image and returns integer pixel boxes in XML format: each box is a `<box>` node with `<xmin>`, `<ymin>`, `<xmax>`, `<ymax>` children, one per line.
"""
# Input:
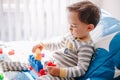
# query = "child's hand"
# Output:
<box><xmin>47</xmin><ymin>66</ymin><xmax>60</xmax><ymax>76</ymax></box>
<box><xmin>32</xmin><ymin>43</ymin><xmax>45</xmax><ymax>53</ymax></box>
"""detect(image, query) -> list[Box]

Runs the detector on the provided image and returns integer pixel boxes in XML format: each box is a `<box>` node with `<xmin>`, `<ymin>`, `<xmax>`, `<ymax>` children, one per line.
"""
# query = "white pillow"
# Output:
<box><xmin>90</xmin><ymin>9</ymin><xmax>120</xmax><ymax>42</ymax></box>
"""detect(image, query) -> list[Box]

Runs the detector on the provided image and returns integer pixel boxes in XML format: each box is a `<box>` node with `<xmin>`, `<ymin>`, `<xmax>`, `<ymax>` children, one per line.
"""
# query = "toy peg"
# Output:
<box><xmin>34</xmin><ymin>48</ymin><xmax>42</xmax><ymax>60</ymax></box>
<box><xmin>35</xmin><ymin>53</ymin><xmax>42</xmax><ymax>60</ymax></box>
<box><xmin>47</xmin><ymin>61</ymin><xmax>56</xmax><ymax>66</ymax></box>
<box><xmin>0</xmin><ymin>48</ymin><xmax>3</xmax><ymax>54</ymax></box>
<box><xmin>0</xmin><ymin>73</ymin><xmax>4</xmax><ymax>80</ymax></box>
<box><xmin>39</xmin><ymin>69</ymin><xmax>46</xmax><ymax>76</ymax></box>
<box><xmin>8</xmin><ymin>49</ymin><xmax>15</xmax><ymax>55</ymax></box>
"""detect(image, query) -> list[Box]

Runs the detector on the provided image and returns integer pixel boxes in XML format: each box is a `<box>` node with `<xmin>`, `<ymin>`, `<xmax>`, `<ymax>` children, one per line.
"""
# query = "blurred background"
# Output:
<box><xmin>0</xmin><ymin>0</ymin><xmax>120</xmax><ymax>42</ymax></box>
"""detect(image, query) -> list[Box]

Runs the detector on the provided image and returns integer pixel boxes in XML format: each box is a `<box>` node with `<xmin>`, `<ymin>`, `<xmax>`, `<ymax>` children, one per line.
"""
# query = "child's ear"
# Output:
<box><xmin>87</xmin><ymin>24</ymin><xmax>94</xmax><ymax>31</ymax></box>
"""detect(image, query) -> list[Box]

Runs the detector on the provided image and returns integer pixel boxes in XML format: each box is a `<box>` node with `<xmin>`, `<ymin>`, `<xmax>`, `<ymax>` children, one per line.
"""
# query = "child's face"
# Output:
<box><xmin>67</xmin><ymin>11</ymin><xmax>93</xmax><ymax>39</ymax></box>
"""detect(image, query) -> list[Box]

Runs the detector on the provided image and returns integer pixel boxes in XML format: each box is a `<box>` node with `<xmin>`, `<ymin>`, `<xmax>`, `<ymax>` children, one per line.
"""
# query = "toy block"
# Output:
<box><xmin>41</xmin><ymin>53</ymin><xmax>45</xmax><ymax>57</ymax></box>
<box><xmin>39</xmin><ymin>69</ymin><xmax>46</xmax><ymax>76</ymax></box>
<box><xmin>29</xmin><ymin>66</ymin><xmax>33</xmax><ymax>70</ymax></box>
<box><xmin>47</xmin><ymin>61</ymin><xmax>56</xmax><ymax>66</ymax></box>
<box><xmin>0</xmin><ymin>48</ymin><xmax>3</xmax><ymax>54</ymax></box>
<box><xmin>34</xmin><ymin>48</ymin><xmax>42</xmax><ymax>60</ymax></box>
<box><xmin>0</xmin><ymin>55</ymin><xmax>4</xmax><ymax>61</ymax></box>
<box><xmin>8</xmin><ymin>49</ymin><xmax>15</xmax><ymax>55</ymax></box>
<box><xmin>35</xmin><ymin>53</ymin><xmax>42</xmax><ymax>60</ymax></box>
<box><xmin>0</xmin><ymin>73</ymin><xmax>4</xmax><ymax>80</ymax></box>
<box><xmin>29</xmin><ymin>55</ymin><xmax>43</xmax><ymax>72</ymax></box>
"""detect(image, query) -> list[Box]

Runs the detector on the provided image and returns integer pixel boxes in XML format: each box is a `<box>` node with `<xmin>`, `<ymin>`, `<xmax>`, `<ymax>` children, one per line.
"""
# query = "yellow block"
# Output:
<box><xmin>34</xmin><ymin>48</ymin><xmax>42</xmax><ymax>60</ymax></box>
<box><xmin>35</xmin><ymin>53</ymin><xmax>41</xmax><ymax>60</ymax></box>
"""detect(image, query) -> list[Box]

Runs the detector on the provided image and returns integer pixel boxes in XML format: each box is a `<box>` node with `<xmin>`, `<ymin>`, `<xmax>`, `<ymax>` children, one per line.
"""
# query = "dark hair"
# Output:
<box><xmin>67</xmin><ymin>1</ymin><xmax>101</xmax><ymax>27</ymax></box>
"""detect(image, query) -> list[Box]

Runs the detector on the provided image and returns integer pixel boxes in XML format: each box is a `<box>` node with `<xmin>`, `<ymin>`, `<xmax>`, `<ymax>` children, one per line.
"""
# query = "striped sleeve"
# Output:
<box><xmin>45</xmin><ymin>34</ymin><xmax>69</xmax><ymax>51</ymax></box>
<box><xmin>60</xmin><ymin>44</ymin><xmax>94</xmax><ymax>77</ymax></box>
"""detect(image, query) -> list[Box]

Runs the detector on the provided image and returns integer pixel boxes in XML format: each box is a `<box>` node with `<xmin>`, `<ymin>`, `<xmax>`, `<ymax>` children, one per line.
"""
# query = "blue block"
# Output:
<box><xmin>29</xmin><ymin>55</ymin><xmax>43</xmax><ymax>72</ymax></box>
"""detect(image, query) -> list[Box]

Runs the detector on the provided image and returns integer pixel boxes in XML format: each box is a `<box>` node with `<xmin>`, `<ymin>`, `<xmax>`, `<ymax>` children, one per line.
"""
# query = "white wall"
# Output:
<box><xmin>102</xmin><ymin>0</ymin><xmax>120</xmax><ymax>20</ymax></box>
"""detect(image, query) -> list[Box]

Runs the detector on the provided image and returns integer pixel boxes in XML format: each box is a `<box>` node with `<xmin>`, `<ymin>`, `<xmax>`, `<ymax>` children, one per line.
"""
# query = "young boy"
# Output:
<box><xmin>32</xmin><ymin>1</ymin><xmax>100</xmax><ymax>80</ymax></box>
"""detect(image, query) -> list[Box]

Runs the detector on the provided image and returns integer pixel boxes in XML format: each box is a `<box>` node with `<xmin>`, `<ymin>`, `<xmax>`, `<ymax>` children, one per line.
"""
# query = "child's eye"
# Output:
<box><xmin>71</xmin><ymin>24</ymin><xmax>77</xmax><ymax>28</ymax></box>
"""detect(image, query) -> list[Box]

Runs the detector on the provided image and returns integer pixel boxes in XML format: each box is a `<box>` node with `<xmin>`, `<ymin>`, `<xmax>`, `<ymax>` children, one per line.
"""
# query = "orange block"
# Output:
<box><xmin>35</xmin><ymin>53</ymin><xmax>42</xmax><ymax>60</ymax></box>
<box><xmin>34</xmin><ymin>48</ymin><xmax>42</xmax><ymax>60</ymax></box>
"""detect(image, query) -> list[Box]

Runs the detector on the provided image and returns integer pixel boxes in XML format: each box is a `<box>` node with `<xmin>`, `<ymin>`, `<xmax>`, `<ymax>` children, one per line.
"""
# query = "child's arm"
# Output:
<box><xmin>32</xmin><ymin>34</ymin><xmax>69</xmax><ymax>52</ymax></box>
<box><xmin>60</xmin><ymin>45</ymin><xmax>94</xmax><ymax>77</ymax></box>
<box><xmin>46</xmin><ymin>44</ymin><xmax>94</xmax><ymax>78</ymax></box>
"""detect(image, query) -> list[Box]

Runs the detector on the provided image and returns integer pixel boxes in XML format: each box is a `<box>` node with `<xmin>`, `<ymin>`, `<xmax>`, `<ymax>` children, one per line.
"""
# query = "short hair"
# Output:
<box><xmin>67</xmin><ymin>1</ymin><xmax>101</xmax><ymax>27</ymax></box>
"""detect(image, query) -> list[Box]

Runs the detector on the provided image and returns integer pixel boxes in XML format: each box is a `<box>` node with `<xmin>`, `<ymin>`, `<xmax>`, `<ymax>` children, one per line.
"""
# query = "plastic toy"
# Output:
<box><xmin>39</xmin><ymin>69</ymin><xmax>46</xmax><ymax>76</ymax></box>
<box><xmin>0</xmin><ymin>48</ymin><xmax>3</xmax><ymax>54</ymax></box>
<box><xmin>28</xmin><ymin>55</ymin><xmax>57</xmax><ymax>77</ymax></box>
<box><xmin>0</xmin><ymin>73</ymin><xmax>4</xmax><ymax>80</ymax></box>
<box><xmin>29</xmin><ymin>47</ymin><xmax>56</xmax><ymax>77</ymax></box>
<box><xmin>28</xmin><ymin>46</ymin><xmax>46</xmax><ymax>76</ymax></box>
<box><xmin>29</xmin><ymin>55</ymin><xmax>43</xmax><ymax>72</ymax></box>
<box><xmin>34</xmin><ymin>47</ymin><xmax>43</xmax><ymax>60</ymax></box>
<box><xmin>47</xmin><ymin>61</ymin><xmax>56</xmax><ymax>66</ymax></box>
<box><xmin>0</xmin><ymin>48</ymin><xmax>4</xmax><ymax>60</ymax></box>
<box><xmin>34</xmin><ymin>48</ymin><xmax>41</xmax><ymax>60</ymax></box>
<box><xmin>28</xmin><ymin>54</ymin><xmax>47</xmax><ymax>76</ymax></box>
<box><xmin>8</xmin><ymin>49</ymin><xmax>15</xmax><ymax>55</ymax></box>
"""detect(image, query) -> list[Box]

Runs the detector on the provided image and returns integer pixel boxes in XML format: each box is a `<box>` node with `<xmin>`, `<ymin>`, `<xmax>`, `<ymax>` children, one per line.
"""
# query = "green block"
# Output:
<box><xmin>0</xmin><ymin>73</ymin><xmax>4</xmax><ymax>80</ymax></box>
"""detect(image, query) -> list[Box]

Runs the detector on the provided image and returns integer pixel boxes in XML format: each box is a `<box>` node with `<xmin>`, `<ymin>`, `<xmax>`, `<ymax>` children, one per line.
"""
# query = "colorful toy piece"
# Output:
<box><xmin>29</xmin><ymin>45</ymin><xmax>46</xmax><ymax>76</ymax></box>
<box><xmin>34</xmin><ymin>48</ymin><xmax>41</xmax><ymax>60</ymax></box>
<box><xmin>39</xmin><ymin>69</ymin><xmax>46</xmax><ymax>76</ymax></box>
<box><xmin>28</xmin><ymin>54</ymin><xmax>47</xmax><ymax>76</ymax></box>
<box><xmin>8</xmin><ymin>49</ymin><xmax>15</xmax><ymax>55</ymax></box>
<box><xmin>28</xmin><ymin>55</ymin><xmax>56</xmax><ymax>77</ymax></box>
<box><xmin>34</xmin><ymin>47</ymin><xmax>43</xmax><ymax>60</ymax></box>
<box><xmin>0</xmin><ymin>48</ymin><xmax>4</xmax><ymax>60</ymax></box>
<box><xmin>29</xmin><ymin>55</ymin><xmax>43</xmax><ymax>72</ymax></box>
<box><xmin>47</xmin><ymin>61</ymin><xmax>56</xmax><ymax>66</ymax></box>
<box><xmin>0</xmin><ymin>73</ymin><xmax>4</xmax><ymax>80</ymax></box>
<box><xmin>0</xmin><ymin>48</ymin><xmax>3</xmax><ymax>54</ymax></box>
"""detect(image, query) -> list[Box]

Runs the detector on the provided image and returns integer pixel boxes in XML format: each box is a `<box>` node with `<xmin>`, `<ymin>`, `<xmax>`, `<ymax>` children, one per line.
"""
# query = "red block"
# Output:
<box><xmin>29</xmin><ymin>66</ymin><xmax>33</xmax><ymax>70</ymax></box>
<box><xmin>8</xmin><ymin>50</ymin><xmax>15</xmax><ymax>55</ymax></box>
<box><xmin>47</xmin><ymin>61</ymin><xmax>56</xmax><ymax>66</ymax></box>
<box><xmin>39</xmin><ymin>69</ymin><xmax>46</xmax><ymax>75</ymax></box>
<box><xmin>0</xmin><ymin>48</ymin><xmax>3</xmax><ymax>54</ymax></box>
